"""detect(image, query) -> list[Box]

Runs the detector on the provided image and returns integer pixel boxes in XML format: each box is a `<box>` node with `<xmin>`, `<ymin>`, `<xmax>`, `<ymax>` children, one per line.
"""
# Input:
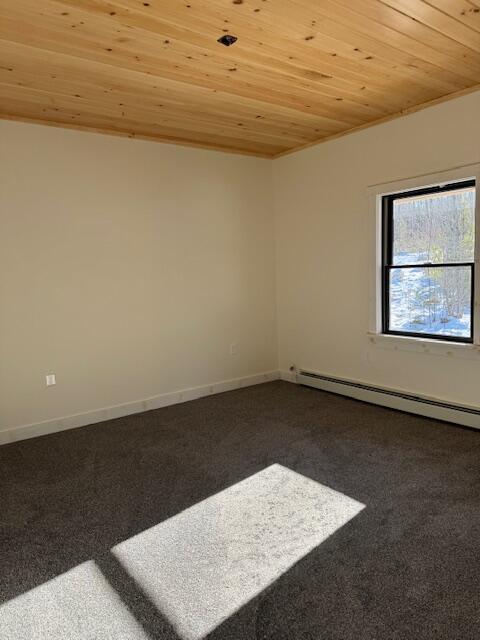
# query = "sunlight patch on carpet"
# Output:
<box><xmin>113</xmin><ymin>463</ymin><xmax>365</xmax><ymax>640</ymax></box>
<box><xmin>0</xmin><ymin>561</ymin><xmax>149</xmax><ymax>640</ymax></box>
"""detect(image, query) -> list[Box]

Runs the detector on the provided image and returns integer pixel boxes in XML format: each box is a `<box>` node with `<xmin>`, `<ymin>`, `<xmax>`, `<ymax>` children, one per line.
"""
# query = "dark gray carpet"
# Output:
<box><xmin>1</xmin><ymin>381</ymin><xmax>479</xmax><ymax>639</ymax></box>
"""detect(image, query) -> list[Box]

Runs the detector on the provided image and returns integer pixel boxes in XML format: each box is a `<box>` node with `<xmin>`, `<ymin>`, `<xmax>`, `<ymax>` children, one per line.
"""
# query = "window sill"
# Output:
<box><xmin>367</xmin><ymin>332</ymin><xmax>480</xmax><ymax>360</ymax></box>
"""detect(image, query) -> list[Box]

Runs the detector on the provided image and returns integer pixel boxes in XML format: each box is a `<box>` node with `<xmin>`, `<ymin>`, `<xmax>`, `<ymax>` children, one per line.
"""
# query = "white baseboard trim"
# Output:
<box><xmin>296</xmin><ymin>368</ymin><xmax>480</xmax><ymax>430</ymax></box>
<box><xmin>0</xmin><ymin>370</ymin><xmax>281</xmax><ymax>446</ymax></box>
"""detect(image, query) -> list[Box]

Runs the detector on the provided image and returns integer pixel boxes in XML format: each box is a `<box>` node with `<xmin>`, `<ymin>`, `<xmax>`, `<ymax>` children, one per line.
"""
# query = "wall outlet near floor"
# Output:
<box><xmin>46</xmin><ymin>374</ymin><xmax>56</xmax><ymax>387</ymax></box>
<box><xmin>230</xmin><ymin>342</ymin><xmax>238</xmax><ymax>355</ymax></box>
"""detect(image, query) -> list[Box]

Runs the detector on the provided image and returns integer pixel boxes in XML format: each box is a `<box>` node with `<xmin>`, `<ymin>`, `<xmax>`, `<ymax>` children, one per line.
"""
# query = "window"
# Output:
<box><xmin>382</xmin><ymin>180</ymin><xmax>476</xmax><ymax>343</ymax></box>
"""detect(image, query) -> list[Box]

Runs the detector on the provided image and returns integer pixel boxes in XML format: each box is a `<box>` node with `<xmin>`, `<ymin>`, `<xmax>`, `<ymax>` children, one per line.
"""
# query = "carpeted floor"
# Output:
<box><xmin>1</xmin><ymin>380</ymin><xmax>479</xmax><ymax>639</ymax></box>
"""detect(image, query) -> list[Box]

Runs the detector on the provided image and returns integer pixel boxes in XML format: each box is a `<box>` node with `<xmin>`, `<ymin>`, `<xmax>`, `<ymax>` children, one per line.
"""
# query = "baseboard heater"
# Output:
<box><xmin>297</xmin><ymin>370</ymin><xmax>480</xmax><ymax>430</ymax></box>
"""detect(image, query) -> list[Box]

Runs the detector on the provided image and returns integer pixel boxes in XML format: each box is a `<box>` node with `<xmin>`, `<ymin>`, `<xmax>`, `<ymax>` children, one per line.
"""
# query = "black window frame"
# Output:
<box><xmin>382</xmin><ymin>179</ymin><xmax>475</xmax><ymax>344</ymax></box>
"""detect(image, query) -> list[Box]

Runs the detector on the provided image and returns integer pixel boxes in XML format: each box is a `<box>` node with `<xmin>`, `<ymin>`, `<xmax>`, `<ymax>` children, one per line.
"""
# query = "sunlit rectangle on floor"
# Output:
<box><xmin>113</xmin><ymin>463</ymin><xmax>365</xmax><ymax>640</ymax></box>
<box><xmin>0</xmin><ymin>561</ymin><xmax>149</xmax><ymax>640</ymax></box>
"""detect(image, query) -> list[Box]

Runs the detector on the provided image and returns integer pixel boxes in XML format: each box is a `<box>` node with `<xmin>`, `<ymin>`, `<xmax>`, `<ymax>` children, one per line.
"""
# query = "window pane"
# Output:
<box><xmin>392</xmin><ymin>186</ymin><xmax>475</xmax><ymax>265</ymax></box>
<box><xmin>388</xmin><ymin>266</ymin><xmax>472</xmax><ymax>338</ymax></box>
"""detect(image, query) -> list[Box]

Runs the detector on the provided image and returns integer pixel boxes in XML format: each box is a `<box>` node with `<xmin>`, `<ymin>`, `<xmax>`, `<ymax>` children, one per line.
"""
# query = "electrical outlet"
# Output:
<box><xmin>230</xmin><ymin>342</ymin><xmax>238</xmax><ymax>355</ymax></box>
<box><xmin>46</xmin><ymin>374</ymin><xmax>56</xmax><ymax>387</ymax></box>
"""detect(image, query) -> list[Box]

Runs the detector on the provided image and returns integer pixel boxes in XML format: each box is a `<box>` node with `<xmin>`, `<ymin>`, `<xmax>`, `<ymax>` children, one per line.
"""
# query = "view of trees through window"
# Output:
<box><xmin>385</xmin><ymin>184</ymin><xmax>475</xmax><ymax>340</ymax></box>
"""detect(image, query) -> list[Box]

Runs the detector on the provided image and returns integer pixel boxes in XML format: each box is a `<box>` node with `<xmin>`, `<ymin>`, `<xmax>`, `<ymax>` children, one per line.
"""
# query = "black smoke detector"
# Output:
<box><xmin>218</xmin><ymin>34</ymin><xmax>237</xmax><ymax>46</ymax></box>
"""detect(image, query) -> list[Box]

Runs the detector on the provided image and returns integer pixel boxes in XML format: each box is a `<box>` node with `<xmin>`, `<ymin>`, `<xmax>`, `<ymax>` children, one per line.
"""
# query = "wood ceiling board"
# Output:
<box><xmin>274</xmin><ymin>82</ymin><xmax>480</xmax><ymax>158</ymax></box>
<box><xmin>0</xmin><ymin>98</ymin><xmax>284</xmax><ymax>156</ymax></box>
<box><xmin>194</xmin><ymin>0</ymin><xmax>479</xmax><ymax>84</ymax></box>
<box><xmin>113</xmin><ymin>0</ymin><xmax>464</xmax><ymax>78</ymax></box>
<box><xmin>0</xmin><ymin>16</ymin><xmax>435</xmax><ymax>120</ymax></box>
<box><xmin>282</xmin><ymin>0</ymin><xmax>477</xmax><ymax>89</ymax></box>
<box><xmin>1</xmin><ymin>0</ymin><xmax>479</xmax><ymax>157</ymax></box>
<box><xmin>0</xmin><ymin>40</ymin><xmax>352</xmax><ymax>145</ymax></box>
<box><xmin>3</xmin><ymin>3</ymin><xmax>476</xmax><ymax>90</ymax></box>
<box><xmin>423</xmin><ymin>0</ymin><xmax>480</xmax><ymax>32</ymax></box>
<box><xmin>67</xmin><ymin>0</ymin><xmax>478</xmax><ymax>101</ymax></box>
<box><xmin>333</xmin><ymin>0</ymin><xmax>480</xmax><ymax>77</ymax></box>
<box><xmin>0</xmin><ymin>13</ymin><xmax>380</xmax><ymax>125</ymax></box>
<box><xmin>1</xmin><ymin>1</ymin><xmax>424</xmax><ymax>121</ymax></box>
<box><xmin>0</xmin><ymin>83</ymin><xmax>309</xmax><ymax>150</ymax></box>
<box><xmin>113</xmin><ymin>0</ymin><xmax>476</xmax><ymax>97</ymax></box>
<box><xmin>378</xmin><ymin>0</ymin><xmax>480</xmax><ymax>50</ymax></box>
<box><xmin>0</xmin><ymin>48</ymin><xmax>322</xmax><ymax>143</ymax></box>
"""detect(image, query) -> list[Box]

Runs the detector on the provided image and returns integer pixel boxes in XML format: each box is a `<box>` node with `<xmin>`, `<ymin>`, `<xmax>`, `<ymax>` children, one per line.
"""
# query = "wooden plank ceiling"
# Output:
<box><xmin>1</xmin><ymin>0</ymin><xmax>479</xmax><ymax>157</ymax></box>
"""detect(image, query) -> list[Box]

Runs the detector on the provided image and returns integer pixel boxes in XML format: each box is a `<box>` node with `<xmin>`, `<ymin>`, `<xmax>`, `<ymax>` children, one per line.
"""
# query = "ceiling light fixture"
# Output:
<box><xmin>217</xmin><ymin>34</ymin><xmax>237</xmax><ymax>46</ymax></box>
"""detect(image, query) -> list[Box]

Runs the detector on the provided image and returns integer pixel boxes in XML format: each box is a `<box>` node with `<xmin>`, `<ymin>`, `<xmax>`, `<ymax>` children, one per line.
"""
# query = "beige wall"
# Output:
<box><xmin>274</xmin><ymin>91</ymin><xmax>480</xmax><ymax>407</ymax></box>
<box><xmin>0</xmin><ymin>121</ymin><xmax>277</xmax><ymax>431</ymax></box>
<box><xmin>2</xmin><ymin>90</ymin><xmax>479</xmax><ymax>433</ymax></box>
